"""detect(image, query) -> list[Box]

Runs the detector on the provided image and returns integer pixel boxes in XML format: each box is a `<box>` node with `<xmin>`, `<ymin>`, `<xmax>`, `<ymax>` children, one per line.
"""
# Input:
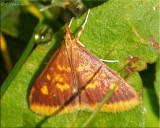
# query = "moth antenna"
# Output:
<box><xmin>77</xmin><ymin>9</ymin><xmax>90</xmax><ymax>40</ymax></box>
<box><xmin>69</xmin><ymin>17</ymin><xmax>75</xmax><ymax>28</ymax></box>
<box><xmin>100</xmin><ymin>59</ymin><xmax>119</xmax><ymax>63</ymax></box>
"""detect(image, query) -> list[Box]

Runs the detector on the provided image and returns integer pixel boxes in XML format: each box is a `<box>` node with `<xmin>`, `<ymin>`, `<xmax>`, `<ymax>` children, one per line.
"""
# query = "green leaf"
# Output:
<box><xmin>143</xmin><ymin>87</ymin><xmax>159</xmax><ymax>127</ymax></box>
<box><xmin>154</xmin><ymin>57</ymin><xmax>160</xmax><ymax>104</ymax></box>
<box><xmin>1</xmin><ymin>0</ymin><xmax>159</xmax><ymax>127</ymax></box>
<box><xmin>1</xmin><ymin>5</ymin><xmax>38</xmax><ymax>41</ymax></box>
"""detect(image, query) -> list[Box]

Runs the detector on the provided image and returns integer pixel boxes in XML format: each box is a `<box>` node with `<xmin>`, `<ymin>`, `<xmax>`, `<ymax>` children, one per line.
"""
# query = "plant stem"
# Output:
<box><xmin>0</xmin><ymin>18</ymin><xmax>43</xmax><ymax>99</ymax></box>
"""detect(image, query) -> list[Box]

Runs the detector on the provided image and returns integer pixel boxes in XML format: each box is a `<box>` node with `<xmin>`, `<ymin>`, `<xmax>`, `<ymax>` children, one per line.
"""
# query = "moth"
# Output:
<box><xmin>29</xmin><ymin>9</ymin><xmax>139</xmax><ymax>115</ymax></box>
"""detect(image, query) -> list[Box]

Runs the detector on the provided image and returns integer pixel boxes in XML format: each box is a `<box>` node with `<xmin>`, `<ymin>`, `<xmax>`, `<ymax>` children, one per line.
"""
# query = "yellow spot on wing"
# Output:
<box><xmin>41</xmin><ymin>85</ymin><xmax>48</xmax><ymax>95</ymax></box>
<box><xmin>52</xmin><ymin>73</ymin><xmax>64</xmax><ymax>82</ymax></box>
<box><xmin>110</xmin><ymin>83</ymin><xmax>118</xmax><ymax>91</ymax></box>
<box><xmin>47</xmin><ymin>74</ymin><xmax>51</xmax><ymax>80</ymax></box>
<box><xmin>56</xmin><ymin>83</ymin><xmax>70</xmax><ymax>91</ymax></box>
<box><xmin>77</xmin><ymin>65</ymin><xmax>90</xmax><ymax>72</ymax></box>
<box><xmin>57</xmin><ymin>65</ymin><xmax>71</xmax><ymax>72</ymax></box>
<box><xmin>86</xmin><ymin>81</ymin><xmax>99</xmax><ymax>89</ymax></box>
<box><xmin>101</xmin><ymin>73</ymin><xmax>106</xmax><ymax>77</ymax></box>
<box><xmin>54</xmin><ymin>74</ymin><xmax>64</xmax><ymax>82</ymax></box>
<box><xmin>77</xmin><ymin>66</ymin><xmax>83</xmax><ymax>72</ymax></box>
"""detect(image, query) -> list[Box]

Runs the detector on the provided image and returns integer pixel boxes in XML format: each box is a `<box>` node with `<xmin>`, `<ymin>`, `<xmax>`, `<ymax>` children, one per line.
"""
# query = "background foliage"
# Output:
<box><xmin>1</xmin><ymin>0</ymin><xmax>159</xmax><ymax>127</ymax></box>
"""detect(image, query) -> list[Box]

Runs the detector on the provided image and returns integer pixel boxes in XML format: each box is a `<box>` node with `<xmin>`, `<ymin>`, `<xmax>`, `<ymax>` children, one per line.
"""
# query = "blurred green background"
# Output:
<box><xmin>0</xmin><ymin>0</ymin><xmax>159</xmax><ymax>127</ymax></box>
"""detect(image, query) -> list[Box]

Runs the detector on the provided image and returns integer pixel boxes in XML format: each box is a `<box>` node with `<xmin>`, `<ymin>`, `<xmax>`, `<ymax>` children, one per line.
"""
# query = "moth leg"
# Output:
<box><xmin>69</xmin><ymin>17</ymin><xmax>74</xmax><ymax>28</ymax></box>
<box><xmin>100</xmin><ymin>59</ymin><xmax>119</xmax><ymax>63</ymax></box>
<box><xmin>77</xmin><ymin>40</ymin><xmax>85</xmax><ymax>47</ymax></box>
<box><xmin>77</xmin><ymin>9</ymin><xmax>90</xmax><ymax>40</ymax></box>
